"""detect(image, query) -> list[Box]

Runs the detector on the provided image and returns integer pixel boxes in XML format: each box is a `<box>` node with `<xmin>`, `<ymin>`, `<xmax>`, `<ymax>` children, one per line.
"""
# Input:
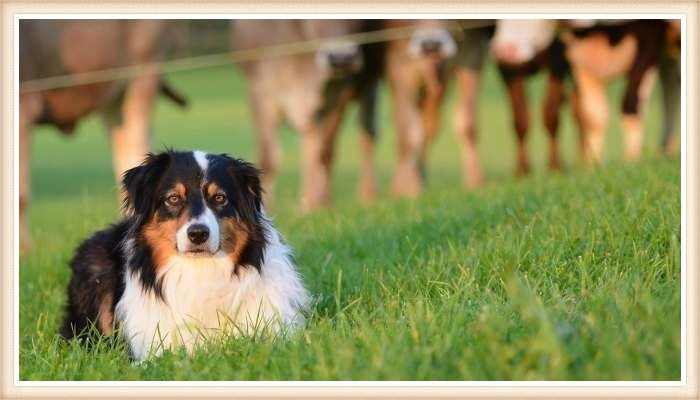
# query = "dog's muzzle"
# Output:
<box><xmin>176</xmin><ymin>209</ymin><xmax>221</xmax><ymax>255</ymax></box>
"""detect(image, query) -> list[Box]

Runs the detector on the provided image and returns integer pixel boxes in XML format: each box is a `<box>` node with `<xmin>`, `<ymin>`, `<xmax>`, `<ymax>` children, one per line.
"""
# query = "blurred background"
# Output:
<box><xmin>19</xmin><ymin>19</ymin><xmax>679</xmax><ymax>237</ymax></box>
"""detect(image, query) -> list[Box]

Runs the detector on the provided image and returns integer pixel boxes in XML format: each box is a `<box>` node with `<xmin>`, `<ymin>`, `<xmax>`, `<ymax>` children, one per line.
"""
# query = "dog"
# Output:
<box><xmin>60</xmin><ymin>150</ymin><xmax>310</xmax><ymax>361</ymax></box>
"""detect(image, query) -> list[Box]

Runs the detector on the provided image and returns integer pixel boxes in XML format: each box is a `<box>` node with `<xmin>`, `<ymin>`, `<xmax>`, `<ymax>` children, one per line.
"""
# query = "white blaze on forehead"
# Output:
<box><xmin>193</xmin><ymin>150</ymin><xmax>209</xmax><ymax>172</ymax></box>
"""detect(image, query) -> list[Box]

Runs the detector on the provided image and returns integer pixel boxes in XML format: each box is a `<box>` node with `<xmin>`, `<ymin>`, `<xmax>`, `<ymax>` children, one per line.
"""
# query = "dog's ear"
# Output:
<box><xmin>227</xmin><ymin>157</ymin><xmax>263</xmax><ymax>220</ymax></box>
<box><xmin>121</xmin><ymin>152</ymin><xmax>171</xmax><ymax>219</ymax></box>
<box><xmin>225</xmin><ymin>156</ymin><xmax>267</xmax><ymax>271</ymax></box>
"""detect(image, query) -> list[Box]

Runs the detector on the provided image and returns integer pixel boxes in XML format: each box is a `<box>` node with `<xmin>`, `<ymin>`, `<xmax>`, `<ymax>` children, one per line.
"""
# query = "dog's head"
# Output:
<box><xmin>122</xmin><ymin>150</ymin><xmax>267</xmax><ymax>270</ymax></box>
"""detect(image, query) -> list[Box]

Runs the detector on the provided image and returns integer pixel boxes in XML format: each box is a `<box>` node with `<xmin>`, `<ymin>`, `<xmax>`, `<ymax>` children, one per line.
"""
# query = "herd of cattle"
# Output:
<box><xmin>18</xmin><ymin>19</ymin><xmax>681</xmax><ymax>251</ymax></box>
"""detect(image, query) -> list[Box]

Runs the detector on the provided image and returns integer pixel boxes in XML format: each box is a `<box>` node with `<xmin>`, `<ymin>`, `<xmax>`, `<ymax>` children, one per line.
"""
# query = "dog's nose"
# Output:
<box><xmin>187</xmin><ymin>224</ymin><xmax>210</xmax><ymax>245</ymax></box>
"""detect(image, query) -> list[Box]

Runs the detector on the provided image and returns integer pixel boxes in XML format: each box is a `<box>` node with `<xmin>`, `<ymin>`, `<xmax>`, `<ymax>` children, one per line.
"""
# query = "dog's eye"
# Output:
<box><xmin>165</xmin><ymin>194</ymin><xmax>181</xmax><ymax>206</ymax></box>
<box><xmin>213</xmin><ymin>193</ymin><xmax>227</xmax><ymax>205</ymax></box>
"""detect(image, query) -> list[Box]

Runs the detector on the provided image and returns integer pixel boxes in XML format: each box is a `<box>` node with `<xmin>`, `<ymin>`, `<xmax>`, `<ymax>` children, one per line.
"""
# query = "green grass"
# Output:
<box><xmin>19</xmin><ymin>61</ymin><xmax>680</xmax><ymax>380</ymax></box>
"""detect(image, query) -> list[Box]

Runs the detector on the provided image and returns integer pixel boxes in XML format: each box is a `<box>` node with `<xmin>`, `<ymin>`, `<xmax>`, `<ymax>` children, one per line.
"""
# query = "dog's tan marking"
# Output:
<box><xmin>173</xmin><ymin>182</ymin><xmax>186</xmax><ymax>198</ymax></box>
<box><xmin>206</xmin><ymin>182</ymin><xmax>221</xmax><ymax>198</ymax></box>
<box><xmin>97</xmin><ymin>291</ymin><xmax>114</xmax><ymax>335</ymax></box>
<box><xmin>219</xmin><ymin>219</ymin><xmax>251</xmax><ymax>265</ymax></box>
<box><xmin>143</xmin><ymin>209</ymin><xmax>190</xmax><ymax>268</ymax></box>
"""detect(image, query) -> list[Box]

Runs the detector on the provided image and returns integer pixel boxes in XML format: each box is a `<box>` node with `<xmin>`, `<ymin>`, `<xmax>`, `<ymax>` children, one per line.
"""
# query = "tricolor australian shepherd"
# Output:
<box><xmin>60</xmin><ymin>150</ymin><xmax>309</xmax><ymax>361</ymax></box>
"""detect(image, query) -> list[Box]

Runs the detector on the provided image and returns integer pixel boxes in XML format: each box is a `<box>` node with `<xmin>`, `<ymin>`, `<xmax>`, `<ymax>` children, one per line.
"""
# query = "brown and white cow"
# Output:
<box><xmin>231</xmin><ymin>19</ymin><xmax>384</xmax><ymax>211</ymax></box>
<box><xmin>19</xmin><ymin>19</ymin><xmax>185</xmax><ymax>252</ymax></box>
<box><xmin>492</xmin><ymin>19</ymin><xmax>680</xmax><ymax>165</ymax></box>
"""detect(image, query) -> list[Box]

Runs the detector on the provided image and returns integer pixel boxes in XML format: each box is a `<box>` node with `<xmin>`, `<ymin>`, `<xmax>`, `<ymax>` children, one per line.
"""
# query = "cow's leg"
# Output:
<box><xmin>357</xmin><ymin>83</ymin><xmax>379</xmax><ymax>202</ymax></box>
<box><xmin>573</xmin><ymin>68</ymin><xmax>608</xmax><ymax>165</ymax></box>
<box><xmin>106</xmin><ymin>75</ymin><xmax>157</xmax><ymax>195</ymax></box>
<box><xmin>301</xmin><ymin>104</ymin><xmax>347</xmax><ymax>210</ymax></box>
<box><xmin>419</xmin><ymin>64</ymin><xmax>446</xmax><ymax>177</ymax></box>
<box><xmin>542</xmin><ymin>74</ymin><xmax>565</xmax><ymax>171</ymax></box>
<box><xmin>569</xmin><ymin>88</ymin><xmax>587</xmax><ymax>159</ymax></box>
<box><xmin>659</xmin><ymin>55</ymin><xmax>680</xmax><ymax>156</ymax></box>
<box><xmin>108</xmin><ymin>20</ymin><xmax>165</xmax><ymax>184</ymax></box>
<box><xmin>247</xmin><ymin>83</ymin><xmax>282</xmax><ymax>210</ymax></box>
<box><xmin>503</xmin><ymin>74</ymin><xmax>531</xmax><ymax>176</ymax></box>
<box><xmin>319</xmin><ymin>88</ymin><xmax>353</xmax><ymax>195</ymax></box>
<box><xmin>389</xmin><ymin>70</ymin><xmax>424</xmax><ymax>197</ymax></box>
<box><xmin>621</xmin><ymin>68</ymin><xmax>657</xmax><ymax>162</ymax></box>
<box><xmin>19</xmin><ymin>93</ymin><xmax>42</xmax><ymax>253</ymax></box>
<box><xmin>298</xmin><ymin>123</ymin><xmax>331</xmax><ymax>211</ymax></box>
<box><xmin>288</xmin><ymin>93</ymin><xmax>336</xmax><ymax>212</ymax></box>
<box><xmin>453</xmin><ymin>67</ymin><xmax>483</xmax><ymax>188</ymax></box>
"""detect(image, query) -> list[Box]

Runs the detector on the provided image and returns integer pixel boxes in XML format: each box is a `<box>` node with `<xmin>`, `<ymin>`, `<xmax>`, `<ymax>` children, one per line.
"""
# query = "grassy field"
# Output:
<box><xmin>19</xmin><ymin>61</ymin><xmax>681</xmax><ymax>380</ymax></box>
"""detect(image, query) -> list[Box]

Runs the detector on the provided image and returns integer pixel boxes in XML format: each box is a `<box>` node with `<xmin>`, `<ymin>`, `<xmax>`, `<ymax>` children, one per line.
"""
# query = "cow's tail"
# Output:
<box><xmin>159</xmin><ymin>78</ymin><xmax>188</xmax><ymax>108</ymax></box>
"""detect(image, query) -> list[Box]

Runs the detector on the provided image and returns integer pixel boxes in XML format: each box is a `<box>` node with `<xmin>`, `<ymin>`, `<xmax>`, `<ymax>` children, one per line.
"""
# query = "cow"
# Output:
<box><xmin>231</xmin><ymin>19</ymin><xmax>384</xmax><ymax>211</ymax></box>
<box><xmin>491</xmin><ymin>19</ymin><xmax>681</xmax><ymax>165</ymax></box>
<box><xmin>19</xmin><ymin>19</ymin><xmax>186</xmax><ymax>252</ymax></box>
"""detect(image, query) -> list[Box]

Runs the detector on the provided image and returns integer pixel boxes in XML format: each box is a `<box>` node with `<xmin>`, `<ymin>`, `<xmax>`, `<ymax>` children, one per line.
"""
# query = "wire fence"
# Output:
<box><xmin>19</xmin><ymin>19</ymin><xmax>494</xmax><ymax>94</ymax></box>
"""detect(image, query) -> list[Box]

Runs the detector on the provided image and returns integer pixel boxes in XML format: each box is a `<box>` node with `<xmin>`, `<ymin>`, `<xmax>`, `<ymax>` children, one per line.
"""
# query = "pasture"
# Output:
<box><xmin>19</xmin><ymin>61</ymin><xmax>680</xmax><ymax>380</ymax></box>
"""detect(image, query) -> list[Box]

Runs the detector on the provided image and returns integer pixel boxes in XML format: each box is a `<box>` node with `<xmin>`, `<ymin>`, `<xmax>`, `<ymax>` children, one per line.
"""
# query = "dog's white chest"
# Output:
<box><xmin>116</xmin><ymin>255</ymin><xmax>258</xmax><ymax>360</ymax></box>
<box><xmin>161</xmin><ymin>256</ymin><xmax>241</xmax><ymax>328</ymax></box>
<box><xmin>115</xmin><ymin>233</ymin><xmax>309</xmax><ymax>361</ymax></box>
